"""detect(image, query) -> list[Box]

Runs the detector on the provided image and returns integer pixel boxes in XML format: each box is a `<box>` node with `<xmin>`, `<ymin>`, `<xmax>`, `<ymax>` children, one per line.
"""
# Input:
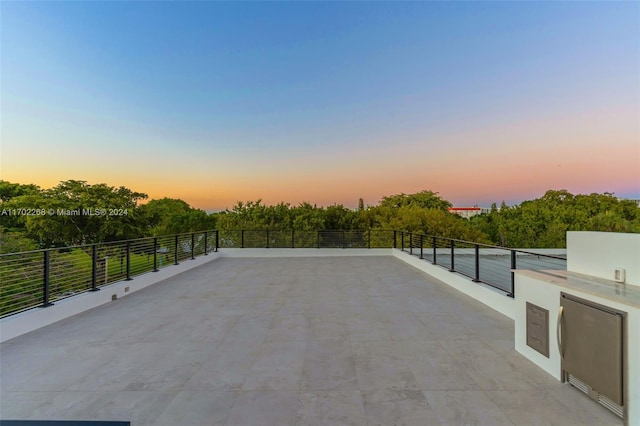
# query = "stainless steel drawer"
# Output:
<box><xmin>527</xmin><ymin>320</ymin><xmax>546</xmax><ymax>341</ymax></box>
<box><xmin>526</xmin><ymin>302</ymin><xmax>549</xmax><ymax>357</ymax></box>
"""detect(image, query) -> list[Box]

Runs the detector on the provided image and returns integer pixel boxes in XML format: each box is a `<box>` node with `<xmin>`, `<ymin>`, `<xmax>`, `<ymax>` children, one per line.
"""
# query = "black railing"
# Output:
<box><xmin>0</xmin><ymin>228</ymin><xmax>567</xmax><ymax>318</ymax></box>
<box><xmin>216</xmin><ymin>229</ymin><xmax>395</xmax><ymax>249</ymax></box>
<box><xmin>0</xmin><ymin>229</ymin><xmax>395</xmax><ymax>318</ymax></box>
<box><xmin>395</xmin><ymin>231</ymin><xmax>567</xmax><ymax>297</ymax></box>
<box><xmin>0</xmin><ymin>230</ymin><xmax>219</xmax><ymax>318</ymax></box>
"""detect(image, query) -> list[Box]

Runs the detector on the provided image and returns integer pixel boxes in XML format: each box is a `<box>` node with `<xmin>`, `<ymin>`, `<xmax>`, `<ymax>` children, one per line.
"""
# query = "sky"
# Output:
<box><xmin>1</xmin><ymin>1</ymin><xmax>639</xmax><ymax>210</ymax></box>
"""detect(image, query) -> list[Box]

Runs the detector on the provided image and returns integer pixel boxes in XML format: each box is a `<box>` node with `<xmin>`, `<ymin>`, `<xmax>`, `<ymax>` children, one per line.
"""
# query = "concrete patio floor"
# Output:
<box><xmin>0</xmin><ymin>256</ymin><xmax>622</xmax><ymax>425</ymax></box>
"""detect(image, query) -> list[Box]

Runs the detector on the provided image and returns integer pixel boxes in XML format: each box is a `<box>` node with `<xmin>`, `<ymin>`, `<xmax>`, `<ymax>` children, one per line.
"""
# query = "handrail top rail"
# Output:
<box><xmin>0</xmin><ymin>229</ymin><xmax>565</xmax><ymax>261</ymax></box>
<box><xmin>0</xmin><ymin>229</ymin><xmax>217</xmax><ymax>258</ymax></box>
<box><xmin>400</xmin><ymin>231</ymin><xmax>567</xmax><ymax>260</ymax></box>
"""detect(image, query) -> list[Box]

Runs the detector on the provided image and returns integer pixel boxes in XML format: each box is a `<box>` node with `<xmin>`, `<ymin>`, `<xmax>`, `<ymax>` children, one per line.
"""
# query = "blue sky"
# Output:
<box><xmin>2</xmin><ymin>1</ymin><xmax>638</xmax><ymax>209</ymax></box>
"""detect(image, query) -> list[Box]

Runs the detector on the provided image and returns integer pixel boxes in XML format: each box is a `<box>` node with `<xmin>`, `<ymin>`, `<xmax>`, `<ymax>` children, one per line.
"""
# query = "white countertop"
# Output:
<box><xmin>514</xmin><ymin>269</ymin><xmax>640</xmax><ymax>309</ymax></box>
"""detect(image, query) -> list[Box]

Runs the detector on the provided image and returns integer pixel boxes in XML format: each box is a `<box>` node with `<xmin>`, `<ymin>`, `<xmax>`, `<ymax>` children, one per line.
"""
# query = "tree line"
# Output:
<box><xmin>1</xmin><ymin>180</ymin><xmax>638</xmax><ymax>252</ymax></box>
<box><xmin>471</xmin><ymin>190</ymin><xmax>640</xmax><ymax>247</ymax></box>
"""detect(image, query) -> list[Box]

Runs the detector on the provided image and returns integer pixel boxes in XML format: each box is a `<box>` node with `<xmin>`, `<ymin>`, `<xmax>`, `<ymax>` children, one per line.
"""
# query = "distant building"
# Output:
<box><xmin>448</xmin><ymin>207</ymin><xmax>490</xmax><ymax>219</ymax></box>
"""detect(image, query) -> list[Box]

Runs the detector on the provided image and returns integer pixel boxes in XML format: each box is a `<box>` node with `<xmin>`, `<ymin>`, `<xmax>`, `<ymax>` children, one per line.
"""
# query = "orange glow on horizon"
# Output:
<box><xmin>3</xmin><ymin>103</ymin><xmax>637</xmax><ymax>210</ymax></box>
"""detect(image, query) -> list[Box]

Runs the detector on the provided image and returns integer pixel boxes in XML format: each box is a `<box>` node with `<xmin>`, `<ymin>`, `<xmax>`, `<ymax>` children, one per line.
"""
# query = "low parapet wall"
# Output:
<box><xmin>220</xmin><ymin>248</ymin><xmax>392</xmax><ymax>257</ymax></box>
<box><xmin>0</xmin><ymin>253</ymin><xmax>222</xmax><ymax>343</ymax></box>
<box><xmin>392</xmin><ymin>249</ymin><xmax>515</xmax><ymax>320</ymax></box>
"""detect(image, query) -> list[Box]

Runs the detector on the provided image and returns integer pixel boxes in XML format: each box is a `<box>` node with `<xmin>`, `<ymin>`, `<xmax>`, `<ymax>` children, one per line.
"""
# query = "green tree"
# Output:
<box><xmin>164</xmin><ymin>209</ymin><xmax>217</xmax><ymax>234</ymax></box>
<box><xmin>324</xmin><ymin>204</ymin><xmax>361</xmax><ymax>230</ymax></box>
<box><xmin>291</xmin><ymin>203</ymin><xmax>325</xmax><ymax>230</ymax></box>
<box><xmin>0</xmin><ymin>182</ymin><xmax>42</xmax><ymax>231</ymax></box>
<box><xmin>4</xmin><ymin>180</ymin><xmax>148</xmax><ymax>247</ymax></box>
<box><xmin>471</xmin><ymin>190</ymin><xmax>640</xmax><ymax>248</ymax></box>
<box><xmin>217</xmin><ymin>200</ymin><xmax>270</xmax><ymax>230</ymax></box>
<box><xmin>140</xmin><ymin>198</ymin><xmax>192</xmax><ymax>235</ymax></box>
<box><xmin>0</xmin><ymin>227</ymin><xmax>38</xmax><ymax>254</ymax></box>
<box><xmin>140</xmin><ymin>197</ymin><xmax>217</xmax><ymax>235</ymax></box>
<box><xmin>372</xmin><ymin>204</ymin><xmax>490</xmax><ymax>242</ymax></box>
<box><xmin>0</xmin><ymin>181</ymin><xmax>40</xmax><ymax>203</ymax></box>
<box><xmin>379</xmin><ymin>190</ymin><xmax>452</xmax><ymax>211</ymax></box>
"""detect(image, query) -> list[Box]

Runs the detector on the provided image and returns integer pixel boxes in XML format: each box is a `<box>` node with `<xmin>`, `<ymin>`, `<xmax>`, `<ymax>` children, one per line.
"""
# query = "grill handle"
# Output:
<box><xmin>556</xmin><ymin>305</ymin><xmax>564</xmax><ymax>359</ymax></box>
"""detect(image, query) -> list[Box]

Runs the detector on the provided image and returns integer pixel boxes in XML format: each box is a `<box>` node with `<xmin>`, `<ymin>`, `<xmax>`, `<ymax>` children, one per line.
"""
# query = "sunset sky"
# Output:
<box><xmin>1</xmin><ymin>2</ymin><xmax>638</xmax><ymax>210</ymax></box>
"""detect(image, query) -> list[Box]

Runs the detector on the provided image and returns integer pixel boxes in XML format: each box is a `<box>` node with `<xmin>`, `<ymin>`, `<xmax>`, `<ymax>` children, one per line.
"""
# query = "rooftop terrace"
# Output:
<box><xmin>0</xmin><ymin>255</ymin><xmax>621</xmax><ymax>425</ymax></box>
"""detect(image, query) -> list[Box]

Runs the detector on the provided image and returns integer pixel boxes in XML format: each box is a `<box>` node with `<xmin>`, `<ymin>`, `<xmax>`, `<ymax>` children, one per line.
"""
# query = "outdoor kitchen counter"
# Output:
<box><xmin>514</xmin><ymin>269</ymin><xmax>640</xmax><ymax>309</ymax></box>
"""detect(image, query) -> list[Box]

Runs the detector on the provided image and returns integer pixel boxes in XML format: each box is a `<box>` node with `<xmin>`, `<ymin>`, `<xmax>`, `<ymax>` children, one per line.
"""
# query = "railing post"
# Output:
<box><xmin>449</xmin><ymin>240</ymin><xmax>455</xmax><ymax>272</ymax></box>
<box><xmin>174</xmin><ymin>235</ymin><xmax>179</xmax><ymax>265</ymax></box>
<box><xmin>419</xmin><ymin>235</ymin><xmax>423</xmax><ymax>259</ymax></box>
<box><xmin>91</xmin><ymin>245</ymin><xmax>99</xmax><ymax>291</ymax></box>
<box><xmin>432</xmin><ymin>236</ymin><xmax>437</xmax><ymax>264</ymax></box>
<box><xmin>266</xmin><ymin>230</ymin><xmax>270</xmax><ymax>248</ymax></box>
<box><xmin>393</xmin><ymin>230</ymin><xmax>397</xmax><ymax>249</ymax></box>
<box><xmin>401</xmin><ymin>232</ymin><xmax>405</xmax><ymax>251</ymax></box>
<box><xmin>473</xmin><ymin>244</ymin><xmax>480</xmax><ymax>282</ymax></box>
<box><xmin>191</xmin><ymin>233</ymin><xmax>195</xmax><ymax>259</ymax></box>
<box><xmin>153</xmin><ymin>237</ymin><xmax>158</xmax><ymax>271</ymax></box>
<box><xmin>204</xmin><ymin>232</ymin><xmax>208</xmax><ymax>255</ymax></box>
<box><xmin>409</xmin><ymin>233</ymin><xmax>413</xmax><ymax>255</ymax></box>
<box><xmin>241</xmin><ymin>230</ymin><xmax>245</xmax><ymax>248</ymax></box>
<box><xmin>510</xmin><ymin>250</ymin><xmax>516</xmax><ymax>297</ymax></box>
<box><xmin>215</xmin><ymin>231</ymin><xmax>219</xmax><ymax>252</ymax></box>
<box><xmin>126</xmin><ymin>242</ymin><xmax>132</xmax><ymax>281</ymax></box>
<box><xmin>41</xmin><ymin>250</ymin><xmax>53</xmax><ymax>307</ymax></box>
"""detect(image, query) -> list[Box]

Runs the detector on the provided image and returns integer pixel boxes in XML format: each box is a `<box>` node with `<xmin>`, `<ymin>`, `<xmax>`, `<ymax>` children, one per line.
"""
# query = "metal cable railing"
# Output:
<box><xmin>396</xmin><ymin>231</ymin><xmax>567</xmax><ymax>297</ymax></box>
<box><xmin>0</xmin><ymin>230</ymin><xmax>219</xmax><ymax>318</ymax></box>
<box><xmin>0</xmin><ymin>251</ymin><xmax>45</xmax><ymax>316</ymax></box>
<box><xmin>216</xmin><ymin>229</ymin><xmax>395</xmax><ymax>249</ymax></box>
<box><xmin>1</xmin><ymin>228</ymin><xmax>566</xmax><ymax>317</ymax></box>
<box><xmin>1</xmin><ymin>229</ymin><xmax>393</xmax><ymax>318</ymax></box>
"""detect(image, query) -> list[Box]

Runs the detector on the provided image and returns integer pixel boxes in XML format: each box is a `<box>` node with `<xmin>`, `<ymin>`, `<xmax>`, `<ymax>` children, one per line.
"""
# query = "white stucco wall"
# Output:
<box><xmin>393</xmin><ymin>249</ymin><xmax>515</xmax><ymax>320</ymax></box>
<box><xmin>514</xmin><ymin>275</ymin><xmax>563</xmax><ymax>379</ymax></box>
<box><xmin>567</xmin><ymin>231</ymin><xmax>640</xmax><ymax>286</ymax></box>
